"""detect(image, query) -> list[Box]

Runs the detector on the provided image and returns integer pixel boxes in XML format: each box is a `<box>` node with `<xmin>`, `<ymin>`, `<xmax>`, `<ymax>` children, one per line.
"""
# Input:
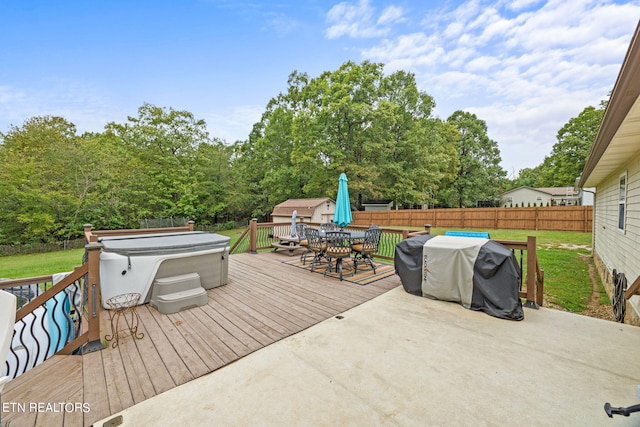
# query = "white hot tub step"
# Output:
<box><xmin>152</xmin><ymin>272</ymin><xmax>202</xmax><ymax>295</ymax></box>
<box><xmin>151</xmin><ymin>287</ymin><xmax>208</xmax><ymax>314</ymax></box>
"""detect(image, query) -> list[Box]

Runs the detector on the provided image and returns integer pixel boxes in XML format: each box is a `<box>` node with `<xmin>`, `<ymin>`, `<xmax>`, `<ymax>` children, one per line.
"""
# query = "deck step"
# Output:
<box><xmin>152</xmin><ymin>272</ymin><xmax>202</xmax><ymax>294</ymax></box>
<box><xmin>151</xmin><ymin>287</ymin><xmax>208</xmax><ymax>314</ymax></box>
<box><xmin>150</xmin><ymin>272</ymin><xmax>208</xmax><ymax>314</ymax></box>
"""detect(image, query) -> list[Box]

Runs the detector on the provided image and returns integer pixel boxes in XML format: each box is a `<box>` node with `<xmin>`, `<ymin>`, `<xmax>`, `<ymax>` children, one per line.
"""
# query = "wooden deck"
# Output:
<box><xmin>1</xmin><ymin>252</ymin><xmax>400</xmax><ymax>427</ymax></box>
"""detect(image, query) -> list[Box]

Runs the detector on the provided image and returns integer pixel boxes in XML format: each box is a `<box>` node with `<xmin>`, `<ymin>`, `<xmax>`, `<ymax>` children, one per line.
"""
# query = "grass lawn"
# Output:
<box><xmin>0</xmin><ymin>227</ymin><xmax>608</xmax><ymax>315</ymax></box>
<box><xmin>0</xmin><ymin>248</ymin><xmax>85</xmax><ymax>279</ymax></box>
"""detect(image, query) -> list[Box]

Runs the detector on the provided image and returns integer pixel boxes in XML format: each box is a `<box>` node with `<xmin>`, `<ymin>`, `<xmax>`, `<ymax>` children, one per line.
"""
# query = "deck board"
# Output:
<box><xmin>134</xmin><ymin>305</ymin><xmax>193</xmax><ymax>386</ymax></box>
<box><xmin>1</xmin><ymin>252</ymin><xmax>400</xmax><ymax>426</ymax></box>
<box><xmin>81</xmin><ymin>351</ymin><xmax>110</xmax><ymax>426</ymax></box>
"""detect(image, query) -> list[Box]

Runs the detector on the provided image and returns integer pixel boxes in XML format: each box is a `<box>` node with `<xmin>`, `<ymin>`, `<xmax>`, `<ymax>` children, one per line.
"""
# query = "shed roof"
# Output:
<box><xmin>362</xmin><ymin>199</ymin><xmax>393</xmax><ymax>205</ymax></box>
<box><xmin>272</xmin><ymin>198</ymin><xmax>333</xmax><ymax>217</ymax></box>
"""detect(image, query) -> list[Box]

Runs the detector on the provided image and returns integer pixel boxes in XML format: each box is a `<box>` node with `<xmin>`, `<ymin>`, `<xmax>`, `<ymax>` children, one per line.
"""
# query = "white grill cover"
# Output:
<box><xmin>423</xmin><ymin>236</ymin><xmax>488</xmax><ymax>308</ymax></box>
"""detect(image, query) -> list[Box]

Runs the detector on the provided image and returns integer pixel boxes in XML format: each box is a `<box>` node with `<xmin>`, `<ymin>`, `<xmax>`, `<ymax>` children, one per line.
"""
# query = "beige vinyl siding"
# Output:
<box><xmin>594</xmin><ymin>153</ymin><xmax>640</xmax><ymax>283</ymax></box>
<box><xmin>501</xmin><ymin>187</ymin><xmax>551</xmax><ymax>207</ymax></box>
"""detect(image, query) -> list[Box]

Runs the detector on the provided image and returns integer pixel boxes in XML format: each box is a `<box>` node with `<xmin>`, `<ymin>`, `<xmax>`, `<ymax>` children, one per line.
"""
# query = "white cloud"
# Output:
<box><xmin>507</xmin><ymin>0</ymin><xmax>545</xmax><ymax>12</ymax></box>
<box><xmin>377</xmin><ymin>5</ymin><xmax>404</xmax><ymax>26</ymax></box>
<box><xmin>0</xmin><ymin>80</ymin><xmax>114</xmax><ymax>133</ymax></box>
<box><xmin>325</xmin><ymin>0</ymin><xmax>404</xmax><ymax>39</ymax></box>
<box><xmin>328</xmin><ymin>0</ymin><xmax>640</xmax><ymax>173</ymax></box>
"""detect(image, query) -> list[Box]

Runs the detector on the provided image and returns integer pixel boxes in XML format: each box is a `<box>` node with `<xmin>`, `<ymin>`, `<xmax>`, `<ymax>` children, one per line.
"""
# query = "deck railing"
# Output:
<box><xmin>231</xmin><ymin>220</ymin><xmax>544</xmax><ymax>307</ymax></box>
<box><xmin>1</xmin><ymin>221</ymin><xmax>196</xmax><ymax>378</ymax></box>
<box><xmin>0</xmin><ymin>244</ymin><xmax>102</xmax><ymax>378</ymax></box>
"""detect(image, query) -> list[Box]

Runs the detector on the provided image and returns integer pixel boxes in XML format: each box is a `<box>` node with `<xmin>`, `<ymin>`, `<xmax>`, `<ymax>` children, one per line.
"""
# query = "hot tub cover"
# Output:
<box><xmin>99</xmin><ymin>232</ymin><xmax>230</xmax><ymax>256</ymax></box>
<box><xmin>394</xmin><ymin>234</ymin><xmax>523</xmax><ymax>320</ymax></box>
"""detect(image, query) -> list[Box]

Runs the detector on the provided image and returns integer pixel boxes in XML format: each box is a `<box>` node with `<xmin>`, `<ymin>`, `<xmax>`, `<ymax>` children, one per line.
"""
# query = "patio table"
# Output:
<box><xmin>318</xmin><ymin>230</ymin><xmax>366</xmax><ymax>240</ymax></box>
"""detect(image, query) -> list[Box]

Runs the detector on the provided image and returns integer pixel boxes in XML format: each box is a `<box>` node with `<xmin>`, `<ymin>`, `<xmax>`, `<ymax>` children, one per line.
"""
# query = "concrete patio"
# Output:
<box><xmin>94</xmin><ymin>286</ymin><xmax>640</xmax><ymax>426</ymax></box>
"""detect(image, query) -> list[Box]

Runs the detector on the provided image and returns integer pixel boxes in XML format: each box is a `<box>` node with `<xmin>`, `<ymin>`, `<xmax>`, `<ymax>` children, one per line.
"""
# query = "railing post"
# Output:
<box><xmin>187</xmin><ymin>220</ymin><xmax>195</xmax><ymax>232</ymax></box>
<box><xmin>84</xmin><ymin>242</ymin><xmax>106</xmax><ymax>353</ymax></box>
<box><xmin>84</xmin><ymin>223</ymin><xmax>97</xmax><ymax>243</ymax></box>
<box><xmin>249</xmin><ymin>218</ymin><xmax>258</xmax><ymax>254</ymax></box>
<box><xmin>524</xmin><ymin>235</ymin><xmax>539</xmax><ymax>309</ymax></box>
<box><xmin>424</xmin><ymin>224</ymin><xmax>431</xmax><ymax>234</ymax></box>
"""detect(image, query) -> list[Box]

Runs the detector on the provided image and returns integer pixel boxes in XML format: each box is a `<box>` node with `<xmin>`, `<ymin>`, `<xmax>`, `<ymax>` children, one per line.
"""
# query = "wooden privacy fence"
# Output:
<box><xmin>352</xmin><ymin>206</ymin><xmax>592</xmax><ymax>232</ymax></box>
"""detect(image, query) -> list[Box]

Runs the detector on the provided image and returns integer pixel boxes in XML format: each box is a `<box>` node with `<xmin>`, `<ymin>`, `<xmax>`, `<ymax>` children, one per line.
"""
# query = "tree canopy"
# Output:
<box><xmin>439</xmin><ymin>111</ymin><xmax>507</xmax><ymax>207</ymax></box>
<box><xmin>0</xmin><ymin>61</ymin><xmax>518</xmax><ymax>244</ymax></box>
<box><xmin>235</xmin><ymin>61</ymin><xmax>459</xmax><ymax>216</ymax></box>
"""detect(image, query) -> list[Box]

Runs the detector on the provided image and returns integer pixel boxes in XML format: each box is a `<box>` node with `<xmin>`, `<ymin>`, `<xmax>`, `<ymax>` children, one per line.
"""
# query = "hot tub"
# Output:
<box><xmin>99</xmin><ymin>232</ymin><xmax>230</xmax><ymax>308</ymax></box>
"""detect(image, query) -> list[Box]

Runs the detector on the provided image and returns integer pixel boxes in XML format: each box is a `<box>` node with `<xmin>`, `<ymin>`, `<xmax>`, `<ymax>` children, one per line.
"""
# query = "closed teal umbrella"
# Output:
<box><xmin>333</xmin><ymin>173</ymin><xmax>352</xmax><ymax>228</ymax></box>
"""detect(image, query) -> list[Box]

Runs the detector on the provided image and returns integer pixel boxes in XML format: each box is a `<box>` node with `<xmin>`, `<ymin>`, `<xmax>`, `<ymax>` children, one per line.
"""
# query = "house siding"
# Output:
<box><xmin>501</xmin><ymin>187</ymin><xmax>551</xmax><ymax>207</ymax></box>
<box><xmin>593</xmin><ymin>152</ymin><xmax>640</xmax><ymax>324</ymax></box>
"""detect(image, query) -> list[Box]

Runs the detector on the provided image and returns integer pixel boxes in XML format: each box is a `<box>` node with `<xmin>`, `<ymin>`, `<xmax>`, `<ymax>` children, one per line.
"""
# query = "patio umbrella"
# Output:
<box><xmin>333</xmin><ymin>173</ymin><xmax>352</xmax><ymax>228</ymax></box>
<box><xmin>291</xmin><ymin>210</ymin><xmax>297</xmax><ymax>237</ymax></box>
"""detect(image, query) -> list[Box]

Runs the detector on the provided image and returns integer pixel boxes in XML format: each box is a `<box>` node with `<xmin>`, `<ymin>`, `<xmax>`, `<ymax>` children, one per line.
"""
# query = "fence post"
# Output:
<box><xmin>584</xmin><ymin>206</ymin><xmax>589</xmax><ymax>233</ymax></box>
<box><xmin>84</xmin><ymin>242</ymin><xmax>106</xmax><ymax>353</ymax></box>
<box><xmin>524</xmin><ymin>235</ymin><xmax>539</xmax><ymax>309</ymax></box>
<box><xmin>249</xmin><ymin>218</ymin><xmax>258</xmax><ymax>254</ymax></box>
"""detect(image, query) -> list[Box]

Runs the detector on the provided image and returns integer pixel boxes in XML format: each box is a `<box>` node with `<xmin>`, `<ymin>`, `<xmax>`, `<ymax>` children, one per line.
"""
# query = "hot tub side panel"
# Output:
<box><xmin>150</xmin><ymin>248</ymin><xmax>229</xmax><ymax>295</ymax></box>
<box><xmin>100</xmin><ymin>247</ymin><xmax>229</xmax><ymax>308</ymax></box>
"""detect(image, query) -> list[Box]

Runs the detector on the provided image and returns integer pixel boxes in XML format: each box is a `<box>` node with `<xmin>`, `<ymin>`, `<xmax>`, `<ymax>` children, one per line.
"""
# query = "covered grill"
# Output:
<box><xmin>394</xmin><ymin>234</ymin><xmax>523</xmax><ymax>320</ymax></box>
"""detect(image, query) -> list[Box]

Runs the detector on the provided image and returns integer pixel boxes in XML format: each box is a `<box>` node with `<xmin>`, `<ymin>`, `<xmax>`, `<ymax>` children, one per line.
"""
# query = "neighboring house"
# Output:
<box><xmin>271</xmin><ymin>198</ymin><xmax>336</xmax><ymax>224</ymax></box>
<box><xmin>499</xmin><ymin>186</ymin><xmax>582</xmax><ymax>207</ymax></box>
<box><xmin>362</xmin><ymin>200</ymin><xmax>393</xmax><ymax>211</ymax></box>
<box><xmin>579</xmin><ymin>22</ymin><xmax>640</xmax><ymax>325</ymax></box>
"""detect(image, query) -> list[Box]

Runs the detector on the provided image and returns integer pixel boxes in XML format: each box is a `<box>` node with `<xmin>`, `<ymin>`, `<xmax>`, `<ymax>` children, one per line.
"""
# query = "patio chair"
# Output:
<box><xmin>305</xmin><ymin>228</ymin><xmax>326</xmax><ymax>271</ymax></box>
<box><xmin>324</xmin><ymin>231</ymin><xmax>354</xmax><ymax>281</ymax></box>
<box><xmin>295</xmin><ymin>223</ymin><xmax>307</xmax><ymax>241</ymax></box>
<box><xmin>297</xmin><ymin>224</ymin><xmax>309</xmax><ymax>262</ymax></box>
<box><xmin>351</xmin><ymin>227</ymin><xmax>382</xmax><ymax>274</ymax></box>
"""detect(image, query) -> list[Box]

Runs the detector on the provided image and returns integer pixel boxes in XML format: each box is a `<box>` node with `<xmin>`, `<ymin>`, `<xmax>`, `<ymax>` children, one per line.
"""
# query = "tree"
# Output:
<box><xmin>238</xmin><ymin>61</ymin><xmax>457</xmax><ymax>216</ymax></box>
<box><xmin>535</xmin><ymin>104</ymin><xmax>604</xmax><ymax>187</ymax></box>
<box><xmin>512</xmin><ymin>166</ymin><xmax>541</xmax><ymax>188</ymax></box>
<box><xmin>0</xmin><ymin>116</ymin><xmax>98</xmax><ymax>242</ymax></box>
<box><xmin>440</xmin><ymin>111</ymin><xmax>507</xmax><ymax>208</ymax></box>
<box><xmin>103</xmin><ymin>103</ymin><xmax>226</xmax><ymax>224</ymax></box>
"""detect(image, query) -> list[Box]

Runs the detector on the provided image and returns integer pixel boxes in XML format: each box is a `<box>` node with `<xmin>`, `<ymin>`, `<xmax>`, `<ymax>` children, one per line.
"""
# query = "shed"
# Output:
<box><xmin>362</xmin><ymin>200</ymin><xmax>393</xmax><ymax>211</ymax></box>
<box><xmin>271</xmin><ymin>198</ymin><xmax>335</xmax><ymax>224</ymax></box>
<box><xmin>578</xmin><ymin>21</ymin><xmax>640</xmax><ymax>325</ymax></box>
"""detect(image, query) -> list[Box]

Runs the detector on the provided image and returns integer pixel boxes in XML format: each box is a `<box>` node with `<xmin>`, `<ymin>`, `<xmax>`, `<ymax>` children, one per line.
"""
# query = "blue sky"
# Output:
<box><xmin>1</xmin><ymin>0</ymin><xmax>639</xmax><ymax>176</ymax></box>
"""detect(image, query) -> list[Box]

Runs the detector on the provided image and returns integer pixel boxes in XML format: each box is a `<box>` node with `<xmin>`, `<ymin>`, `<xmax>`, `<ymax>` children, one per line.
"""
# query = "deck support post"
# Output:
<box><xmin>524</xmin><ymin>235</ymin><xmax>539</xmax><ymax>309</ymax></box>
